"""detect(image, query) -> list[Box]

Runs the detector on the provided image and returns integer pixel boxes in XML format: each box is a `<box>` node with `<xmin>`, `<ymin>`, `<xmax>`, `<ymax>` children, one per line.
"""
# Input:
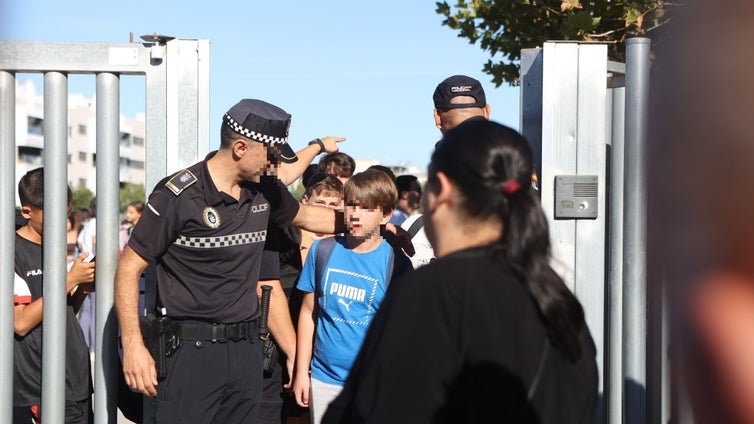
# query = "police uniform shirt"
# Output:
<box><xmin>128</xmin><ymin>152</ymin><xmax>300</xmax><ymax>323</ymax></box>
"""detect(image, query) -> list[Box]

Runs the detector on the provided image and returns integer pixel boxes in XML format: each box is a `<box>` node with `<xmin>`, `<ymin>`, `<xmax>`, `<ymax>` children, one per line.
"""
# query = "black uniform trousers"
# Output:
<box><xmin>148</xmin><ymin>333</ymin><xmax>263</xmax><ymax>424</ymax></box>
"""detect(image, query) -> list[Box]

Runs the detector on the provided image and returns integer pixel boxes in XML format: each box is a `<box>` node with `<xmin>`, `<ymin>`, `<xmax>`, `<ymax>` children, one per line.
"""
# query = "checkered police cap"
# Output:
<box><xmin>223</xmin><ymin>99</ymin><xmax>298</xmax><ymax>163</ymax></box>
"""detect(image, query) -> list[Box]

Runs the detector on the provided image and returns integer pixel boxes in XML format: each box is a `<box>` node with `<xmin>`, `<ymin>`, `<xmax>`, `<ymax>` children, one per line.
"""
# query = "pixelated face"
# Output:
<box><xmin>240</xmin><ymin>140</ymin><xmax>275</xmax><ymax>182</ymax></box>
<box><xmin>303</xmin><ymin>193</ymin><xmax>343</xmax><ymax>211</ymax></box>
<box><xmin>344</xmin><ymin>199</ymin><xmax>390</xmax><ymax>240</ymax></box>
<box><xmin>263</xmin><ymin>148</ymin><xmax>280</xmax><ymax>177</ymax></box>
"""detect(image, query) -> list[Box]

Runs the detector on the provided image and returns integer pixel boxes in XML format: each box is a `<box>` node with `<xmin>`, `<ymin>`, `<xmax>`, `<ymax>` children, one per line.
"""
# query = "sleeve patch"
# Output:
<box><xmin>165</xmin><ymin>169</ymin><xmax>197</xmax><ymax>196</ymax></box>
<box><xmin>14</xmin><ymin>273</ymin><xmax>32</xmax><ymax>305</ymax></box>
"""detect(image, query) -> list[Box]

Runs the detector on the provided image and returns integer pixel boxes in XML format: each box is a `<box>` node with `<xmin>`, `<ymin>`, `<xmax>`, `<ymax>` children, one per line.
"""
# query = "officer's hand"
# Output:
<box><xmin>293</xmin><ymin>371</ymin><xmax>311</xmax><ymax>408</ymax></box>
<box><xmin>383</xmin><ymin>223</ymin><xmax>415</xmax><ymax>257</ymax></box>
<box><xmin>66</xmin><ymin>254</ymin><xmax>96</xmax><ymax>294</ymax></box>
<box><xmin>283</xmin><ymin>356</ymin><xmax>295</xmax><ymax>390</ymax></box>
<box><xmin>320</xmin><ymin>136</ymin><xmax>346</xmax><ymax>153</ymax></box>
<box><xmin>122</xmin><ymin>341</ymin><xmax>158</xmax><ymax>397</ymax></box>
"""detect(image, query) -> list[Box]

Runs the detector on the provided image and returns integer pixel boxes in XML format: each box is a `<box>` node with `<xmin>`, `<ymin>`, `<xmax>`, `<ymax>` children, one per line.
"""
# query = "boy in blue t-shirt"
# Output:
<box><xmin>293</xmin><ymin>169</ymin><xmax>411</xmax><ymax>423</ymax></box>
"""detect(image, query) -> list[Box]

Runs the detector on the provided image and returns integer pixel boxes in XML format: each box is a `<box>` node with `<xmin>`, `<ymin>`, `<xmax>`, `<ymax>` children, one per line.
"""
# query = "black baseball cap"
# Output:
<box><xmin>223</xmin><ymin>99</ymin><xmax>298</xmax><ymax>163</ymax></box>
<box><xmin>396</xmin><ymin>175</ymin><xmax>422</xmax><ymax>193</ymax></box>
<box><xmin>433</xmin><ymin>75</ymin><xmax>487</xmax><ymax>110</ymax></box>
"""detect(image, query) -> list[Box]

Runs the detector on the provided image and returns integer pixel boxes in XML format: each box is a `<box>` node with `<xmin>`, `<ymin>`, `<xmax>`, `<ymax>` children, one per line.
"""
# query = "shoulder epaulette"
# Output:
<box><xmin>165</xmin><ymin>169</ymin><xmax>197</xmax><ymax>196</ymax></box>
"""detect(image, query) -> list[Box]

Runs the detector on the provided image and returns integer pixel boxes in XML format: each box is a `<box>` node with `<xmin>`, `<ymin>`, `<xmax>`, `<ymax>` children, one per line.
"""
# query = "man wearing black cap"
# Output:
<box><xmin>115</xmin><ymin>99</ymin><xmax>352</xmax><ymax>424</ymax></box>
<box><xmin>398</xmin><ymin>76</ymin><xmax>492</xmax><ymax>269</ymax></box>
<box><xmin>432</xmin><ymin>74</ymin><xmax>491</xmax><ymax>134</ymax></box>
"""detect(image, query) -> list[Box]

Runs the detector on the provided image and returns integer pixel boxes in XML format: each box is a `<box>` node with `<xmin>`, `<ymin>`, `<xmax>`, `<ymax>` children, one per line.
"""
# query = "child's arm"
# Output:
<box><xmin>293</xmin><ymin>292</ymin><xmax>316</xmax><ymax>408</ymax></box>
<box><xmin>13</xmin><ymin>254</ymin><xmax>95</xmax><ymax>337</ymax></box>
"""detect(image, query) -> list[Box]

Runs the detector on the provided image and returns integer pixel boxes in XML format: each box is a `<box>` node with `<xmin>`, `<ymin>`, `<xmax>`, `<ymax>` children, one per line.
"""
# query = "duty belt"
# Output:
<box><xmin>176</xmin><ymin>320</ymin><xmax>256</xmax><ymax>343</ymax></box>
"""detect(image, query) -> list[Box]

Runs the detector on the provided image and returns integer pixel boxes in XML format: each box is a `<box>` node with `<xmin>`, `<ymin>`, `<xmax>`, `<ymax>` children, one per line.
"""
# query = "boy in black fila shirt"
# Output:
<box><xmin>12</xmin><ymin>167</ymin><xmax>96</xmax><ymax>423</ymax></box>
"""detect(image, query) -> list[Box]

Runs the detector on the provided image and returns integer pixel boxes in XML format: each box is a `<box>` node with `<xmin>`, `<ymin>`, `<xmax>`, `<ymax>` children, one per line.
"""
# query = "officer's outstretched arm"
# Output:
<box><xmin>115</xmin><ymin>246</ymin><xmax>158</xmax><ymax>397</ymax></box>
<box><xmin>291</xmin><ymin>204</ymin><xmax>345</xmax><ymax>235</ymax></box>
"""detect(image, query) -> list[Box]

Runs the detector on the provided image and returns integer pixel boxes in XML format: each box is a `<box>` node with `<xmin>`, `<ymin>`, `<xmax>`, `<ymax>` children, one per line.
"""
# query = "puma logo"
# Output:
<box><xmin>338</xmin><ymin>298</ymin><xmax>354</xmax><ymax>311</ymax></box>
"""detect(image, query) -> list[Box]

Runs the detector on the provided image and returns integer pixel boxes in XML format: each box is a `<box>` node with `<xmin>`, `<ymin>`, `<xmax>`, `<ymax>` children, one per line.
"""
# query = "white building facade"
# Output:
<box><xmin>13</xmin><ymin>79</ymin><xmax>145</xmax><ymax>206</ymax></box>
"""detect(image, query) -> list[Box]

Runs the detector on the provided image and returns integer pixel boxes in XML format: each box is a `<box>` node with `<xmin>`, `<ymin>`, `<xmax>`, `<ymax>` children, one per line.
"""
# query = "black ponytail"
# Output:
<box><xmin>431</xmin><ymin>119</ymin><xmax>586</xmax><ymax>361</ymax></box>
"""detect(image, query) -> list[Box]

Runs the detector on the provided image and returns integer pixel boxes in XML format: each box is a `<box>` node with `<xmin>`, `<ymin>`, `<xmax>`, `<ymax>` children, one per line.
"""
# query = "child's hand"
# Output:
<box><xmin>383</xmin><ymin>223</ymin><xmax>415</xmax><ymax>257</ymax></box>
<box><xmin>67</xmin><ymin>253</ymin><xmax>96</xmax><ymax>294</ymax></box>
<box><xmin>292</xmin><ymin>371</ymin><xmax>311</xmax><ymax>407</ymax></box>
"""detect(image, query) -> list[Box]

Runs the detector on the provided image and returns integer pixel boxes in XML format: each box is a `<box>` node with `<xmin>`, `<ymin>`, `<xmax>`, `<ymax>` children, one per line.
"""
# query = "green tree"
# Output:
<box><xmin>436</xmin><ymin>0</ymin><xmax>676</xmax><ymax>86</ymax></box>
<box><xmin>119</xmin><ymin>183</ymin><xmax>146</xmax><ymax>212</ymax></box>
<box><xmin>71</xmin><ymin>185</ymin><xmax>94</xmax><ymax>211</ymax></box>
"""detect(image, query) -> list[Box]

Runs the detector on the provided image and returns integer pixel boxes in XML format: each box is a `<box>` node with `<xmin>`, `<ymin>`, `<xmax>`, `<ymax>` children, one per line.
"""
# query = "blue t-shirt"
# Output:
<box><xmin>297</xmin><ymin>236</ymin><xmax>393</xmax><ymax>385</ymax></box>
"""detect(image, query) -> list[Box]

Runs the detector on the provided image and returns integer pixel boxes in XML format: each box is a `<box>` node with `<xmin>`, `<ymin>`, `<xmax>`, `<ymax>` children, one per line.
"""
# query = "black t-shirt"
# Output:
<box><xmin>13</xmin><ymin>234</ymin><xmax>92</xmax><ymax>406</ymax></box>
<box><xmin>324</xmin><ymin>246</ymin><xmax>598</xmax><ymax>424</ymax></box>
<box><xmin>128</xmin><ymin>153</ymin><xmax>300</xmax><ymax>323</ymax></box>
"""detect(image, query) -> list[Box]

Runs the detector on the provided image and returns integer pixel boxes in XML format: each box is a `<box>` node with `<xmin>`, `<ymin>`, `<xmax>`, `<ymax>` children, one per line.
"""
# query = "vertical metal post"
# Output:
<box><xmin>520</xmin><ymin>48</ymin><xmax>543</xmax><ymax>182</ymax></box>
<box><xmin>622</xmin><ymin>37</ymin><xmax>651</xmax><ymax>424</ymax></box>
<box><xmin>42</xmin><ymin>71</ymin><xmax>68</xmax><ymax>424</ymax></box>
<box><xmin>607</xmin><ymin>85</ymin><xmax>626</xmax><ymax>424</ymax></box>
<box><xmin>94</xmin><ymin>72</ymin><xmax>120</xmax><ymax>424</ymax></box>
<box><xmin>0</xmin><ymin>71</ymin><xmax>16</xmax><ymax>424</ymax></box>
<box><xmin>145</xmin><ymin>47</ymin><xmax>167</xmax><ymax>192</ymax></box>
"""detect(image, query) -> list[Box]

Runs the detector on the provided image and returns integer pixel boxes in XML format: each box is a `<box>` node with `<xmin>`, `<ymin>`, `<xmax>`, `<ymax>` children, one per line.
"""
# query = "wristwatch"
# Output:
<box><xmin>308</xmin><ymin>138</ymin><xmax>325</xmax><ymax>155</ymax></box>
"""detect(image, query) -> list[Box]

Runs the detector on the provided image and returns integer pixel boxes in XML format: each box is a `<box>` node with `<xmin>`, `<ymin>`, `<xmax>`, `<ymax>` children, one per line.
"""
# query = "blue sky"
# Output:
<box><xmin>2</xmin><ymin>1</ymin><xmax>520</xmax><ymax>172</ymax></box>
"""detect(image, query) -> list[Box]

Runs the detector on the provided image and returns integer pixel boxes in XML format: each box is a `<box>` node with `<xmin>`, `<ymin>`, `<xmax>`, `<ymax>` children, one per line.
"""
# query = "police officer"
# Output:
<box><xmin>115</xmin><ymin>99</ymin><xmax>348</xmax><ymax>424</ymax></box>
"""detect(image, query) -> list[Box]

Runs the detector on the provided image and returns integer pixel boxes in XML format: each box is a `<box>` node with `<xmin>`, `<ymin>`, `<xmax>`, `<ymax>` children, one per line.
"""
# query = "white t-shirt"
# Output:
<box><xmin>77</xmin><ymin>217</ymin><xmax>96</xmax><ymax>256</ymax></box>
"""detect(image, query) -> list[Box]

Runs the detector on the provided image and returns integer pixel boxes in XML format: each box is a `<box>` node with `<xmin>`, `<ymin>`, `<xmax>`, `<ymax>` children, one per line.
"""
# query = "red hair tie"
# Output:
<box><xmin>503</xmin><ymin>180</ymin><xmax>521</xmax><ymax>196</ymax></box>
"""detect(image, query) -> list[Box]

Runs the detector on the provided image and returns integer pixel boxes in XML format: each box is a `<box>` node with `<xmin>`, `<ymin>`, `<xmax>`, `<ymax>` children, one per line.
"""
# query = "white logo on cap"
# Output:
<box><xmin>451</xmin><ymin>85</ymin><xmax>473</xmax><ymax>93</ymax></box>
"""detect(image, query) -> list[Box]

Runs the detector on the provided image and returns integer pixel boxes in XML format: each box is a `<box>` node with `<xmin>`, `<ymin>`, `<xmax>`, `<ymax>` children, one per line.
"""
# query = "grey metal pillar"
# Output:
<box><xmin>0</xmin><ymin>71</ymin><xmax>16</xmax><ymax>424</ymax></box>
<box><xmin>42</xmin><ymin>71</ymin><xmax>69</xmax><ymax>424</ymax></box>
<box><xmin>94</xmin><ymin>72</ymin><xmax>120</xmax><ymax>424</ymax></box>
<box><xmin>145</xmin><ymin>43</ymin><xmax>168</xmax><ymax>192</ymax></box>
<box><xmin>146</xmin><ymin>39</ymin><xmax>211</xmax><ymax>191</ymax></box>
<box><xmin>607</xmin><ymin>82</ymin><xmax>626</xmax><ymax>424</ymax></box>
<box><xmin>622</xmin><ymin>37</ymin><xmax>651</xmax><ymax>424</ymax></box>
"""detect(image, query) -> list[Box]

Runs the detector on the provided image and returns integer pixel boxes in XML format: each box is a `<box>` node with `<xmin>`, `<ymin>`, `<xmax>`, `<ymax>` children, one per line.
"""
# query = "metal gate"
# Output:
<box><xmin>0</xmin><ymin>37</ymin><xmax>210</xmax><ymax>424</ymax></box>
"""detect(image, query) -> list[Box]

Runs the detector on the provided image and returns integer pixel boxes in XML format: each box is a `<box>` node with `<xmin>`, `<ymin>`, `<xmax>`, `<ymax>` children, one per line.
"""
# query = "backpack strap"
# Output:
<box><xmin>314</xmin><ymin>237</ymin><xmax>338</xmax><ymax>286</ymax></box>
<box><xmin>406</xmin><ymin>215</ymin><xmax>424</xmax><ymax>239</ymax></box>
<box><xmin>386</xmin><ymin>249</ymin><xmax>395</xmax><ymax>288</ymax></box>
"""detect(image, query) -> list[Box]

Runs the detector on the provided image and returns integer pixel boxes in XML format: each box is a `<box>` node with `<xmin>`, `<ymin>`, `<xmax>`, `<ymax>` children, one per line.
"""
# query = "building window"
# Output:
<box><xmin>68</xmin><ymin>154</ymin><xmax>71</xmax><ymax>164</ymax></box>
<box><xmin>131</xmin><ymin>160</ymin><xmax>145</xmax><ymax>169</ymax></box>
<box><xmin>79</xmin><ymin>178</ymin><xmax>87</xmax><ymax>188</ymax></box>
<box><xmin>133</xmin><ymin>136</ymin><xmax>144</xmax><ymax>146</ymax></box>
<box><xmin>18</xmin><ymin>146</ymin><xmax>43</xmax><ymax>164</ymax></box>
<box><xmin>68</xmin><ymin>126</ymin><xmax>72</xmax><ymax>137</ymax></box>
<box><xmin>120</xmin><ymin>132</ymin><xmax>131</xmax><ymax>147</ymax></box>
<box><xmin>92</xmin><ymin>153</ymin><xmax>96</xmax><ymax>167</ymax></box>
<box><xmin>78</xmin><ymin>124</ymin><xmax>87</xmax><ymax>135</ymax></box>
<box><xmin>27</xmin><ymin>117</ymin><xmax>43</xmax><ymax>135</ymax></box>
<box><xmin>79</xmin><ymin>151</ymin><xmax>87</xmax><ymax>162</ymax></box>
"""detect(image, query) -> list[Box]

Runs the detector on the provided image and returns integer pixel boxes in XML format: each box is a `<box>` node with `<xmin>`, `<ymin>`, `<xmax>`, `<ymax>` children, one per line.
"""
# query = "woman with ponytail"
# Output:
<box><xmin>323</xmin><ymin>119</ymin><xmax>598</xmax><ymax>423</ymax></box>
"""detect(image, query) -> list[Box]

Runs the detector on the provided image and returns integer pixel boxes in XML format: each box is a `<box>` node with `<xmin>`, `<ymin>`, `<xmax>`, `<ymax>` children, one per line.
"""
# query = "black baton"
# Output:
<box><xmin>259</xmin><ymin>285</ymin><xmax>272</xmax><ymax>340</ymax></box>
